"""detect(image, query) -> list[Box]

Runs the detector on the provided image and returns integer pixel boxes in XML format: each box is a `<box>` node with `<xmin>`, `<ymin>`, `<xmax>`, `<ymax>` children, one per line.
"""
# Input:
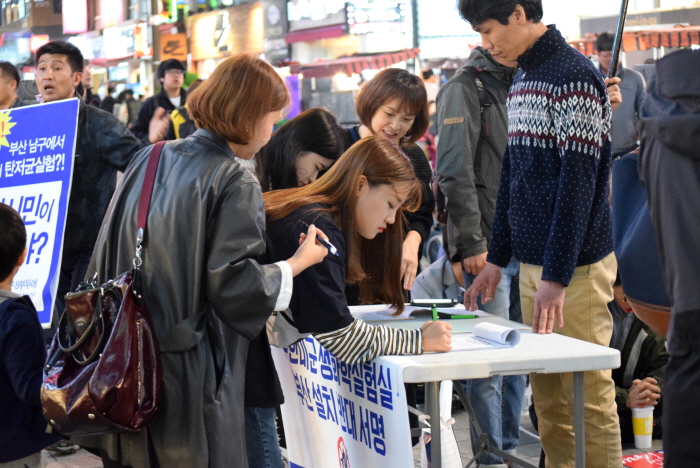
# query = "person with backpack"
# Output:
<box><xmin>435</xmin><ymin>45</ymin><xmax>524</xmax><ymax>468</ymax></box>
<box><xmin>166</xmin><ymin>79</ymin><xmax>204</xmax><ymax>140</ymax></box>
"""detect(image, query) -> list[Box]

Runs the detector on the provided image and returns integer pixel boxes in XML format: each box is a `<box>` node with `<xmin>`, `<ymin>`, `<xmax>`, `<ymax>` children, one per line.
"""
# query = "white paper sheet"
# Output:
<box><xmin>448</xmin><ymin>323</ymin><xmax>521</xmax><ymax>352</ymax></box>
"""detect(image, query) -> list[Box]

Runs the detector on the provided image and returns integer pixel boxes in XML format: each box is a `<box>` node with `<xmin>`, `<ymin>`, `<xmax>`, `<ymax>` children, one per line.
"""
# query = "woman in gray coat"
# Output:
<box><xmin>73</xmin><ymin>54</ymin><xmax>329</xmax><ymax>468</ymax></box>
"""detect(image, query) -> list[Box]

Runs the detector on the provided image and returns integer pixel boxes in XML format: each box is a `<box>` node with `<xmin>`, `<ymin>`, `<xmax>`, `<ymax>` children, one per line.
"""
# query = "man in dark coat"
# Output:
<box><xmin>595</xmin><ymin>32</ymin><xmax>647</xmax><ymax>159</ymax></box>
<box><xmin>0</xmin><ymin>61</ymin><xmax>25</xmax><ymax>109</ymax></box>
<box><xmin>130</xmin><ymin>58</ymin><xmax>187</xmax><ymax>142</ymax></box>
<box><xmin>34</xmin><ymin>41</ymin><xmax>152</xmax><ymax>332</ymax></box>
<box><xmin>638</xmin><ymin>49</ymin><xmax>700</xmax><ymax>466</ymax></box>
<box><xmin>101</xmin><ymin>85</ymin><xmax>116</xmax><ymax>114</ymax></box>
<box><xmin>81</xmin><ymin>60</ymin><xmax>100</xmax><ymax>108</ymax></box>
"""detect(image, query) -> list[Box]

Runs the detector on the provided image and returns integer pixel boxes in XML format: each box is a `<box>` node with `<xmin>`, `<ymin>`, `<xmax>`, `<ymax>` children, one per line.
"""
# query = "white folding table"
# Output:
<box><xmin>370</xmin><ymin>321</ymin><xmax>621</xmax><ymax>468</ymax></box>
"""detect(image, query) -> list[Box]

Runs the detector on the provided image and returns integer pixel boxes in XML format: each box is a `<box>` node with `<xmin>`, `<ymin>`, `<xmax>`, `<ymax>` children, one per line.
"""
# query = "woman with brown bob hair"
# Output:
<box><xmin>75</xmin><ymin>53</ymin><xmax>329</xmax><ymax>468</ymax></box>
<box><xmin>345</xmin><ymin>68</ymin><xmax>435</xmax><ymax>295</ymax></box>
<box><xmin>252</xmin><ymin>137</ymin><xmax>452</xmax><ymax>458</ymax></box>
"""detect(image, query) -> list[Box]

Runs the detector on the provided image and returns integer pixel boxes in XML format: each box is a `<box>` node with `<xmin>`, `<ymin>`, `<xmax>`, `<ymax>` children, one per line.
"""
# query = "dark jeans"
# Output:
<box><xmin>244</xmin><ymin>406</ymin><xmax>284</xmax><ymax>468</ymax></box>
<box><xmin>664</xmin><ymin>309</ymin><xmax>700</xmax><ymax>467</ymax></box>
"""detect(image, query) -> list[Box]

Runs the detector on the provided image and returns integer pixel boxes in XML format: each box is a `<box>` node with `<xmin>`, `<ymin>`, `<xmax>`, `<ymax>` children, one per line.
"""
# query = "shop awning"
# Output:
<box><xmin>569</xmin><ymin>25</ymin><xmax>700</xmax><ymax>55</ymax></box>
<box><xmin>88</xmin><ymin>56</ymin><xmax>135</xmax><ymax>68</ymax></box>
<box><xmin>296</xmin><ymin>48</ymin><xmax>420</xmax><ymax>78</ymax></box>
<box><xmin>285</xmin><ymin>24</ymin><xmax>347</xmax><ymax>44</ymax></box>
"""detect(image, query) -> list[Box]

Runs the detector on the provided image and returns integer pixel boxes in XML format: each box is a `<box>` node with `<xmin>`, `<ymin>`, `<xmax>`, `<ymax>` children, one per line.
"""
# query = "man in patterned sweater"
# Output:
<box><xmin>461</xmin><ymin>1</ymin><xmax>622</xmax><ymax>466</ymax></box>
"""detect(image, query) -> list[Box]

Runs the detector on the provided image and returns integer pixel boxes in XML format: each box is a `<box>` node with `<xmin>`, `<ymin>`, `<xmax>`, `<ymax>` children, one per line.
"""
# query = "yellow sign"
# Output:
<box><xmin>0</xmin><ymin>111</ymin><xmax>17</xmax><ymax>147</ymax></box>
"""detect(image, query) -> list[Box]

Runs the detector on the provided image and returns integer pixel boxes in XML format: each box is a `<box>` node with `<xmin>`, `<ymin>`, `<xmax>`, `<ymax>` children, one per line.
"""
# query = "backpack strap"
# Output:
<box><xmin>461</xmin><ymin>67</ymin><xmax>493</xmax><ymax>112</ymax></box>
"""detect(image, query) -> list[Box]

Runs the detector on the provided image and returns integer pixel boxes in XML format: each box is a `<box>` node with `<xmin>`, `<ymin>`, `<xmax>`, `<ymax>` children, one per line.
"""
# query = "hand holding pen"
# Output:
<box><xmin>286</xmin><ymin>223</ymin><xmax>329</xmax><ymax>277</ymax></box>
<box><xmin>299</xmin><ymin>221</ymin><xmax>339</xmax><ymax>256</ymax></box>
<box><xmin>420</xmin><ymin>304</ymin><xmax>453</xmax><ymax>352</ymax></box>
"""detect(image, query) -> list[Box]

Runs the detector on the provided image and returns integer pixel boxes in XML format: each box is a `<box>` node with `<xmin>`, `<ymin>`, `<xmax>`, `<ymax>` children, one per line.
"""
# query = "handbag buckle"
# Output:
<box><xmin>133</xmin><ymin>228</ymin><xmax>144</xmax><ymax>269</ymax></box>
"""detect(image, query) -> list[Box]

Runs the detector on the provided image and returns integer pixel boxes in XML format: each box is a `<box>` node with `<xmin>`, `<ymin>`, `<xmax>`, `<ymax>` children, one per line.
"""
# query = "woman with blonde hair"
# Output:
<box><xmin>74</xmin><ymin>54</ymin><xmax>329</xmax><ymax>468</ymax></box>
<box><xmin>247</xmin><ymin>137</ymin><xmax>452</xmax><ymax>460</ymax></box>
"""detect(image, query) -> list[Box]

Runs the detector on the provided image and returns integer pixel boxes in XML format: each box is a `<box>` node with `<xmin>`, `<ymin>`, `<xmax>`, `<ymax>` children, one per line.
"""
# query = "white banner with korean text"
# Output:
<box><xmin>271</xmin><ymin>337</ymin><xmax>413</xmax><ymax>468</ymax></box>
<box><xmin>0</xmin><ymin>99</ymin><xmax>79</xmax><ymax>326</ymax></box>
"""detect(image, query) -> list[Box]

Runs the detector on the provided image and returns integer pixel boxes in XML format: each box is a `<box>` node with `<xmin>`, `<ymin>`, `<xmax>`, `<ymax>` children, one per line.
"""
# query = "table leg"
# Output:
<box><xmin>426</xmin><ymin>381</ymin><xmax>442</xmax><ymax>468</ymax></box>
<box><xmin>574</xmin><ymin>371</ymin><xmax>585</xmax><ymax>468</ymax></box>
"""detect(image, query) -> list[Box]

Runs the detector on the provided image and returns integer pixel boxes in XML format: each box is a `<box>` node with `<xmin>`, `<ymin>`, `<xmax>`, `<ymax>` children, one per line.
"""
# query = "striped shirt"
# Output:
<box><xmin>315</xmin><ymin>318</ymin><xmax>423</xmax><ymax>364</ymax></box>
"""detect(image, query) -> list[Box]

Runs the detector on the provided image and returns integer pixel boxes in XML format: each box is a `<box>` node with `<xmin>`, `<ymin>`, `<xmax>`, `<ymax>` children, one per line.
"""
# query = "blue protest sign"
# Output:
<box><xmin>0</xmin><ymin>98</ymin><xmax>79</xmax><ymax>326</ymax></box>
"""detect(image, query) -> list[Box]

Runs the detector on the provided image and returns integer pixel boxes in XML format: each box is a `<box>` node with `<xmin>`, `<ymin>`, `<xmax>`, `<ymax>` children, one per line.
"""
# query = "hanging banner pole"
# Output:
<box><xmin>609</xmin><ymin>0</ymin><xmax>631</xmax><ymax>78</ymax></box>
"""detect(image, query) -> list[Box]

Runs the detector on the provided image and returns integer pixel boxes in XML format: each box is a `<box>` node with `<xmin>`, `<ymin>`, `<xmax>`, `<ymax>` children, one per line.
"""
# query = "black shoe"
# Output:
<box><xmin>45</xmin><ymin>440</ymin><xmax>78</xmax><ymax>455</ymax></box>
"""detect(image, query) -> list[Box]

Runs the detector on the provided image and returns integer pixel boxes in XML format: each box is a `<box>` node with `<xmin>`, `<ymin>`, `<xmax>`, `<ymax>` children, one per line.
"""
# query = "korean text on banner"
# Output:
<box><xmin>0</xmin><ymin>99</ymin><xmax>79</xmax><ymax>327</ymax></box>
<box><xmin>271</xmin><ymin>337</ymin><xmax>413</xmax><ymax>468</ymax></box>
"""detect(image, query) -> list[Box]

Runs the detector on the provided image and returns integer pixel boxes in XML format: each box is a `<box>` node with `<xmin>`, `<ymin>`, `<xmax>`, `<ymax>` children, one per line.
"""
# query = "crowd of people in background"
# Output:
<box><xmin>0</xmin><ymin>0</ymin><xmax>698</xmax><ymax>467</ymax></box>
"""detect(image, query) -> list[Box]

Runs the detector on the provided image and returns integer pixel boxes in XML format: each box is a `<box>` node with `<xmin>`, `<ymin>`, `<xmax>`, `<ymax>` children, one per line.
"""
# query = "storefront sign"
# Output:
<box><xmin>98</xmin><ymin>0</ymin><xmax>125</xmax><ymax>30</ymax></box>
<box><xmin>159</xmin><ymin>32</ymin><xmax>187</xmax><ymax>61</ymax></box>
<box><xmin>0</xmin><ymin>99</ymin><xmax>79</xmax><ymax>327</ymax></box>
<box><xmin>188</xmin><ymin>3</ymin><xmax>264</xmax><ymax>61</ymax></box>
<box><xmin>68</xmin><ymin>34</ymin><xmax>103</xmax><ymax>61</ymax></box>
<box><xmin>287</xmin><ymin>0</ymin><xmax>346</xmax><ymax>32</ymax></box>
<box><xmin>347</xmin><ymin>0</ymin><xmax>409</xmax><ymax>35</ymax></box>
<box><xmin>62</xmin><ymin>0</ymin><xmax>88</xmax><ymax>34</ymax></box>
<box><xmin>135</xmin><ymin>23</ymin><xmax>152</xmax><ymax>58</ymax></box>
<box><xmin>103</xmin><ymin>25</ymin><xmax>135</xmax><ymax>60</ymax></box>
<box><xmin>263</xmin><ymin>0</ymin><xmax>289</xmax><ymax>63</ymax></box>
<box><xmin>29</xmin><ymin>35</ymin><xmax>50</xmax><ymax>53</ymax></box>
<box><xmin>271</xmin><ymin>338</ymin><xmax>413</xmax><ymax>468</ymax></box>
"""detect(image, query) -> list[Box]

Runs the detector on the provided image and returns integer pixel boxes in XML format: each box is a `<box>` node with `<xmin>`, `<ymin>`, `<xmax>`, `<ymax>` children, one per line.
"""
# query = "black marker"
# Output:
<box><xmin>299</xmin><ymin>220</ymin><xmax>339</xmax><ymax>256</ymax></box>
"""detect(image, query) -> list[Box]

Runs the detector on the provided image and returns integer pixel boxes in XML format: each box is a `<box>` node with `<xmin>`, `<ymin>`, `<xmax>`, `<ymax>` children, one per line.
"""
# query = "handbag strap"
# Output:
<box><xmin>138</xmin><ymin>141</ymin><xmax>166</xmax><ymax>231</ymax></box>
<box><xmin>133</xmin><ymin>141</ymin><xmax>166</xmax><ymax>269</ymax></box>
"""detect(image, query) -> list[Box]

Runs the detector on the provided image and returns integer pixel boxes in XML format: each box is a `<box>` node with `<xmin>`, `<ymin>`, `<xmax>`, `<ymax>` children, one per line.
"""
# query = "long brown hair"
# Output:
<box><xmin>264</xmin><ymin>137</ymin><xmax>422</xmax><ymax>312</ymax></box>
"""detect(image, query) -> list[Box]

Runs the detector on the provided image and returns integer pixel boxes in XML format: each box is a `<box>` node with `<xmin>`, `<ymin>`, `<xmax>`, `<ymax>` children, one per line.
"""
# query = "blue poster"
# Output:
<box><xmin>0</xmin><ymin>98</ymin><xmax>79</xmax><ymax>326</ymax></box>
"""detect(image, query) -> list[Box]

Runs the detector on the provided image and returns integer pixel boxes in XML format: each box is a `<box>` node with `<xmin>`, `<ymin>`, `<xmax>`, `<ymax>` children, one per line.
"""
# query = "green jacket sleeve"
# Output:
<box><xmin>436</xmin><ymin>79</ymin><xmax>487</xmax><ymax>259</ymax></box>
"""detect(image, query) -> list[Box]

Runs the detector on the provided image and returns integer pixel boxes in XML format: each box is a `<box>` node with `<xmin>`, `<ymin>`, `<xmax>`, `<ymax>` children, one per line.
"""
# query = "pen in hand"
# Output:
<box><xmin>299</xmin><ymin>221</ymin><xmax>339</xmax><ymax>256</ymax></box>
<box><xmin>422</xmin><ymin>304</ymin><xmax>453</xmax><ymax>353</ymax></box>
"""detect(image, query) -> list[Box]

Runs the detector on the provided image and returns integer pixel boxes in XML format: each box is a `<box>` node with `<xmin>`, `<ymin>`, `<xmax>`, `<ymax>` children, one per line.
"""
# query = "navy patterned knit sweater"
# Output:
<box><xmin>487</xmin><ymin>25</ymin><xmax>613</xmax><ymax>286</ymax></box>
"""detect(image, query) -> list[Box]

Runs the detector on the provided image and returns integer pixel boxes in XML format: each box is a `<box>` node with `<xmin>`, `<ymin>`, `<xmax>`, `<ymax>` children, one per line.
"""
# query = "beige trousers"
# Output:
<box><xmin>520</xmin><ymin>253</ymin><xmax>622</xmax><ymax>468</ymax></box>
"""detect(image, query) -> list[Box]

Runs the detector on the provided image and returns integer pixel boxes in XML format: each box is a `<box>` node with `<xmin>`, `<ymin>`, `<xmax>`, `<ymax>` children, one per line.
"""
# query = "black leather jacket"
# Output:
<box><xmin>74</xmin><ymin>129</ymin><xmax>281</xmax><ymax>468</ymax></box>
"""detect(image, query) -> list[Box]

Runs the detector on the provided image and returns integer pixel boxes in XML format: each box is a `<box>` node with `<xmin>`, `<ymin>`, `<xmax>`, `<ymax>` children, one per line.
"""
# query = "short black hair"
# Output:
<box><xmin>422</xmin><ymin>69</ymin><xmax>434</xmax><ymax>80</ymax></box>
<box><xmin>35</xmin><ymin>40</ymin><xmax>84</xmax><ymax>74</ymax></box>
<box><xmin>0</xmin><ymin>61</ymin><xmax>20</xmax><ymax>85</ymax></box>
<box><xmin>157</xmin><ymin>59</ymin><xmax>185</xmax><ymax>80</ymax></box>
<box><xmin>595</xmin><ymin>32</ymin><xmax>615</xmax><ymax>52</ymax></box>
<box><xmin>458</xmin><ymin>0</ymin><xmax>543</xmax><ymax>27</ymax></box>
<box><xmin>0</xmin><ymin>203</ymin><xmax>26</xmax><ymax>283</ymax></box>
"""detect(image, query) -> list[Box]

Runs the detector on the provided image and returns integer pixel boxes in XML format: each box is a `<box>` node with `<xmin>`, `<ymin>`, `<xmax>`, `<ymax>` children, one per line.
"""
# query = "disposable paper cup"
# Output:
<box><xmin>631</xmin><ymin>406</ymin><xmax>654</xmax><ymax>449</ymax></box>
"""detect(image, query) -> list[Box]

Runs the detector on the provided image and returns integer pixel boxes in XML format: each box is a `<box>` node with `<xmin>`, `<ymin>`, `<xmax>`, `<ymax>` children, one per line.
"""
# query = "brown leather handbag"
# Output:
<box><xmin>41</xmin><ymin>141</ymin><xmax>166</xmax><ymax>436</ymax></box>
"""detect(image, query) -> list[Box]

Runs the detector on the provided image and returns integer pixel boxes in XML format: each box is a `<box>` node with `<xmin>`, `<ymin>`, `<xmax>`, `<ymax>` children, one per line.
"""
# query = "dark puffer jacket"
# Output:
<box><xmin>639</xmin><ymin>50</ymin><xmax>700</xmax><ymax>315</ymax></box>
<box><xmin>62</xmin><ymin>99</ymin><xmax>148</xmax><ymax>262</ymax></box>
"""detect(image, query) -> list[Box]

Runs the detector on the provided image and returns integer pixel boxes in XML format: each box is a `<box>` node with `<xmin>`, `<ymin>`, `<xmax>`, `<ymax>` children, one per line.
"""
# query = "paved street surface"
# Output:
<box><xmin>43</xmin><ymin>384</ymin><xmax>663</xmax><ymax>467</ymax></box>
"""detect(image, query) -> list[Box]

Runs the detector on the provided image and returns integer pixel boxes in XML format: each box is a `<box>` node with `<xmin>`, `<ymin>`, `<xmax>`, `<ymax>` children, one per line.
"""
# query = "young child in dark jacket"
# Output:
<box><xmin>0</xmin><ymin>203</ymin><xmax>58</xmax><ymax>465</ymax></box>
